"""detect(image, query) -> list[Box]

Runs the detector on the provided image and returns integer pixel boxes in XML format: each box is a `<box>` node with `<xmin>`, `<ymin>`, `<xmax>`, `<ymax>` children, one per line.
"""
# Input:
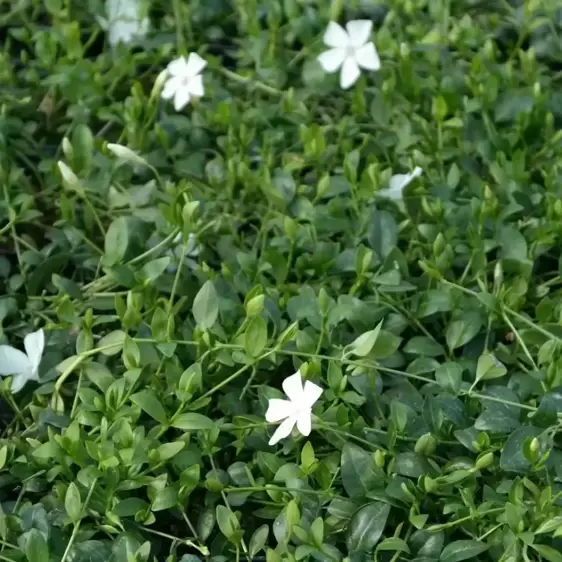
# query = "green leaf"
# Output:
<box><xmin>475</xmin><ymin>353</ymin><xmax>507</xmax><ymax>382</ymax></box>
<box><xmin>341</xmin><ymin>443</ymin><xmax>383</xmax><ymax>497</ymax></box>
<box><xmin>72</xmin><ymin>124</ymin><xmax>94</xmax><ymax>172</ymax></box>
<box><xmin>531</xmin><ymin>544</ymin><xmax>562</xmax><ymax>562</ymax></box>
<box><xmin>140</xmin><ymin>257</ymin><xmax>170</xmax><ymax>284</ymax></box>
<box><xmin>192</xmin><ymin>280</ymin><xmax>219</xmax><ymax>330</ymax></box>
<box><xmin>25</xmin><ymin>529</ymin><xmax>49</xmax><ymax>562</ymax></box>
<box><xmin>500</xmin><ymin>426</ymin><xmax>541</xmax><ymax>473</ymax></box>
<box><xmin>156</xmin><ymin>441</ymin><xmax>185</xmax><ymax>461</ymax></box>
<box><xmin>376</xmin><ymin>537</ymin><xmax>410</xmax><ymax>554</ymax></box>
<box><xmin>349</xmin><ymin>321</ymin><xmax>382</xmax><ymax>357</ymax></box>
<box><xmin>244</xmin><ymin>316</ymin><xmax>268</xmax><ymax>357</ymax></box>
<box><xmin>439</xmin><ymin>540</ymin><xmax>488</xmax><ymax>562</ymax></box>
<box><xmin>249</xmin><ymin>525</ymin><xmax>269</xmax><ymax>557</ymax></box>
<box><xmin>216</xmin><ymin>505</ymin><xmax>240</xmax><ymax>540</ymax></box>
<box><xmin>67</xmin><ymin>540</ymin><xmax>110</xmax><ymax>562</ymax></box>
<box><xmin>97</xmin><ymin>330</ymin><xmax>126</xmax><ymax>356</ymax></box>
<box><xmin>65</xmin><ymin>482</ymin><xmax>82</xmax><ymax>522</ymax></box>
<box><xmin>536</xmin><ymin>515</ymin><xmax>562</xmax><ymax>534</ymax></box>
<box><xmin>368</xmin><ymin>210</ymin><xmax>397</xmax><ymax>259</ymax></box>
<box><xmin>131</xmin><ymin>390</ymin><xmax>168</xmax><ymax>425</ymax></box>
<box><xmin>435</xmin><ymin>362</ymin><xmax>462</xmax><ymax>394</ymax></box>
<box><xmin>152</xmin><ymin>487</ymin><xmax>178</xmax><ymax>511</ymax></box>
<box><xmin>28</xmin><ymin>254</ymin><xmax>70</xmax><ymax>295</ymax></box>
<box><xmin>346</xmin><ymin>501</ymin><xmax>390</xmax><ymax>552</ymax></box>
<box><xmin>113</xmin><ymin>498</ymin><xmax>149</xmax><ymax>517</ymax></box>
<box><xmin>104</xmin><ymin>216</ymin><xmax>129</xmax><ymax>266</ymax></box>
<box><xmin>171</xmin><ymin>413</ymin><xmax>215</xmax><ymax>431</ymax></box>
<box><xmin>446</xmin><ymin>313</ymin><xmax>482</xmax><ymax>350</ymax></box>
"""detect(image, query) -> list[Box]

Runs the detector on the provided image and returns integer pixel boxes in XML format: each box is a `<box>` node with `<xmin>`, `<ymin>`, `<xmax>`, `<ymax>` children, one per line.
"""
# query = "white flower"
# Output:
<box><xmin>161</xmin><ymin>53</ymin><xmax>207</xmax><ymax>112</ymax></box>
<box><xmin>317</xmin><ymin>20</ymin><xmax>381</xmax><ymax>90</ymax></box>
<box><xmin>265</xmin><ymin>370</ymin><xmax>323</xmax><ymax>446</ymax></box>
<box><xmin>0</xmin><ymin>329</ymin><xmax>44</xmax><ymax>393</ymax></box>
<box><xmin>99</xmin><ymin>0</ymin><xmax>149</xmax><ymax>47</ymax></box>
<box><xmin>378</xmin><ymin>166</ymin><xmax>423</xmax><ymax>200</ymax></box>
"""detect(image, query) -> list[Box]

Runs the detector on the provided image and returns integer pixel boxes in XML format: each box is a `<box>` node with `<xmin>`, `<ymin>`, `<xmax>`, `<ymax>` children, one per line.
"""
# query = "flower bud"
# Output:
<box><xmin>475</xmin><ymin>452</ymin><xmax>494</xmax><ymax>471</ymax></box>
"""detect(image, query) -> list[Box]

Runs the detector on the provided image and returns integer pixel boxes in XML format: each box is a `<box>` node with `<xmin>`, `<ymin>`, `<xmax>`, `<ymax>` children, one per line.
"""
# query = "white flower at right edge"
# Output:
<box><xmin>161</xmin><ymin>53</ymin><xmax>207</xmax><ymax>112</ymax></box>
<box><xmin>317</xmin><ymin>20</ymin><xmax>381</xmax><ymax>90</ymax></box>
<box><xmin>0</xmin><ymin>329</ymin><xmax>44</xmax><ymax>393</ymax></box>
<box><xmin>378</xmin><ymin>166</ymin><xmax>423</xmax><ymax>200</ymax></box>
<box><xmin>265</xmin><ymin>370</ymin><xmax>323</xmax><ymax>446</ymax></box>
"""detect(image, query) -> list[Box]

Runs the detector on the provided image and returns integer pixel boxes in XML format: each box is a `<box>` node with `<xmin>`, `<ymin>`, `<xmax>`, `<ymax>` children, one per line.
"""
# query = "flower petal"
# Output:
<box><xmin>161</xmin><ymin>76</ymin><xmax>180</xmax><ymax>100</ymax></box>
<box><xmin>10</xmin><ymin>372</ymin><xmax>32</xmax><ymax>394</ymax></box>
<box><xmin>265</xmin><ymin>398</ymin><xmax>292</xmax><ymax>423</ymax></box>
<box><xmin>184</xmin><ymin>52</ymin><xmax>207</xmax><ymax>77</ymax></box>
<box><xmin>345</xmin><ymin>20</ymin><xmax>373</xmax><ymax>48</ymax></box>
<box><xmin>268</xmin><ymin>416</ymin><xmax>296</xmax><ymax>446</ymax></box>
<box><xmin>167</xmin><ymin>57</ymin><xmax>188</xmax><ymax>76</ymax></box>
<box><xmin>0</xmin><ymin>346</ymin><xmax>31</xmax><ymax>376</ymax></box>
<box><xmin>323</xmin><ymin>21</ymin><xmax>349</xmax><ymax>48</ymax></box>
<box><xmin>377</xmin><ymin>187</ymin><xmax>402</xmax><ymax>200</ymax></box>
<box><xmin>187</xmin><ymin>74</ymin><xmax>204</xmax><ymax>98</ymax></box>
<box><xmin>295</xmin><ymin>410</ymin><xmax>312</xmax><ymax>437</ymax></box>
<box><xmin>411</xmin><ymin>166</ymin><xmax>423</xmax><ymax>179</ymax></box>
<box><xmin>173</xmin><ymin>88</ymin><xmax>191</xmax><ymax>111</ymax></box>
<box><xmin>303</xmin><ymin>381</ymin><xmax>323</xmax><ymax>408</ymax></box>
<box><xmin>282</xmin><ymin>371</ymin><xmax>304</xmax><ymax>402</ymax></box>
<box><xmin>389</xmin><ymin>170</ymin><xmax>421</xmax><ymax>194</ymax></box>
<box><xmin>340</xmin><ymin>56</ymin><xmax>361</xmax><ymax>89</ymax></box>
<box><xmin>355</xmin><ymin>42</ymin><xmax>381</xmax><ymax>71</ymax></box>
<box><xmin>108</xmin><ymin>25</ymin><xmax>135</xmax><ymax>46</ymax></box>
<box><xmin>380</xmin><ymin>173</ymin><xmax>413</xmax><ymax>200</ymax></box>
<box><xmin>24</xmin><ymin>329</ymin><xmax>44</xmax><ymax>372</ymax></box>
<box><xmin>139</xmin><ymin>16</ymin><xmax>150</xmax><ymax>35</ymax></box>
<box><xmin>317</xmin><ymin>47</ymin><xmax>346</xmax><ymax>73</ymax></box>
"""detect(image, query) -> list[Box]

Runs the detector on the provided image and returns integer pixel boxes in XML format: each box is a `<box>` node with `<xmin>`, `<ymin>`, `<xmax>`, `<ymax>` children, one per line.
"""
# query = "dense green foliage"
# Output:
<box><xmin>1</xmin><ymin>0</ymin><xmax>562</xmax><ymax>561</ymax></box>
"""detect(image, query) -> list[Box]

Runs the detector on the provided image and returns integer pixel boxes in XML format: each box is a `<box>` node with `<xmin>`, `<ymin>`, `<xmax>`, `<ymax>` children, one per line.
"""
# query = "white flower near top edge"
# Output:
<box><xmin>98</xmin><ymin>0</ymin><xmax>149</xmax><ymax>47</ymax></box>
<box><xmin>161</xmin><ymin>53</ymin><xmax>207</xmax><ymax>112</ymax></box>
<box><xmin>0</xmin><ymin>329</ymin><xmax>44</xmax><ymax>393</ymax></box>
<box><xmin>265</xmin><ymin>370</ymin><xmax>323</xmax><ymax>446</ymax></box>
<box><xmin>378</xmin><ymin>166</ymin><xmax>423</xmax><ymax>200</ymax></box>
<box><xmin>317</xmin><ymin>20</ymin><xmax>381</xmax><ymax>90</ymax></box>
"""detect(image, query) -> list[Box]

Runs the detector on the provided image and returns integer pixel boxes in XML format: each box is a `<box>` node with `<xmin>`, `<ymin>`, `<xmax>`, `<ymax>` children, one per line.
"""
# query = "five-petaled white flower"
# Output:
<box><xmin>377</xmin><ymin>166</ymin><xmax>423</xmax><ymax>200</ymax></box>
<box><xmin>161</xmin><ymin>53</ymin><xmax>207</xmax><ymax>112</ymax></box>
<box><xmin>98</xmin><ymin>0</ymin><xmax>149</xmax><ymax>47</ymax></box>
<box><xmin>317</xmin><ymin>20</ymin><xmax>381</xmax><ymax>90</ymax></box>
<box><xmin>0</xmin><ymin>329</ymin><xmax>44</xmax><ymax>393</ymax></box>
<box><xmin>265</xmin><ymin>370</ymin><xmax>323</xmax><ymax>446</ymax></box>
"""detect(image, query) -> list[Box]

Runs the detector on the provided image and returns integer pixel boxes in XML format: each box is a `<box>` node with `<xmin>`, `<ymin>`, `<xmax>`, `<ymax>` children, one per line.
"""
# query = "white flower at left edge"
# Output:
<box><xmin>378</xmin><ymin>166</ymin><xmax>423</xmax><ymax>200</ymax></box>
<box><xmin>265</xmin><ymin>370</ymin><xmax>323</xmax><ymax>446</ymax></box>
<box><xmin>0</xmin><ymin>329</ymin><xmax>44</xmax><ymax>393</ymax></box>
<box><xmin>317</xmin><ymin>20</ymin><xmax>381</xmax><ymax>90</ymax></box>
<box><xmin>161</xmin><ymin>53</ymin><xmax>207</xmax><ymax>112</ymax></box>
<box><xmin>99</xmin><ymin>0</ymin><xmax>149</xmax><ymax>47</ymax></box>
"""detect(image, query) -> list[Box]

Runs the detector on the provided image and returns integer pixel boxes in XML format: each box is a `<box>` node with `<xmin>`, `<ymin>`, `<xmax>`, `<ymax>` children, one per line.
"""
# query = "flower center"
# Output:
<box><xmin>346</xmin><ymin>45</ymin><xmax>356</xmax><ymax>58</ymax></box>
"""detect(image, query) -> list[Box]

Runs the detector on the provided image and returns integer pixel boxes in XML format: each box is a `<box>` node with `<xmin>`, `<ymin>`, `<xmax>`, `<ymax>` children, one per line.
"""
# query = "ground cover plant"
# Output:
<box><xmin>1</xmin><ymin>0</ymin><xmax>562</xmax><ymax>560</ymax></box>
